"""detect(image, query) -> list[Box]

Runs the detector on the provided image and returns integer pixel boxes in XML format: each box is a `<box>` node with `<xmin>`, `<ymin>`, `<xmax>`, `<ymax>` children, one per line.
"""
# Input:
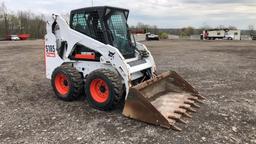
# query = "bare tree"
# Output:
<box><xmin>216</xmin><ymin>25</ymin><xmax>226</xmax><ymax>29</ymax></box>
<box><xmin>152</xmin><ymin>25</ymin><xmax>158</xmax><ymax>34</ymax></box>
<box><xmin>0</xmin><ymin>3</ymin><xmax>46</xmax><ymax>39</ymax></box>
<box><xmin>0</xmin><ymin>2</ymin><xmax>7</xmax><ymax>17</ymax></box>
<box><xmin>0</xmin><ymin>2</ymin><xmax>8</xmax><ymax>36</ymax></box>
<box><xmin>200</xmin><ymin>23</ymin><xmax>212</xmax><ymax>30</ymax></box>
<box><xmin>248</xmin><ymin>25</ymin><xmax>255</xmax><ymax>36</ymax></box>
<box><xmin>180</xmin><ymin>26</ymin><xmax>195</xmax><ymax>37</ymax></box>
<box><xmin>228</xmin><ymin>25</ymin><xmax>237</xmax><ymax>30</ymax></box>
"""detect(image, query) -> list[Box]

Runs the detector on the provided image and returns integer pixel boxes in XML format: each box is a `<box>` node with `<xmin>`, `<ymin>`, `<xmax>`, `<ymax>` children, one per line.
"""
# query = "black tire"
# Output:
<box><xmin>85</xmin><ymin>69</ymin><xmax>123</xmax><ymax>111</ymax></box>
<box><xmin>51</xmin><ymin>64</ymin><xmax>83</xmax><ymax>101</ymax></box>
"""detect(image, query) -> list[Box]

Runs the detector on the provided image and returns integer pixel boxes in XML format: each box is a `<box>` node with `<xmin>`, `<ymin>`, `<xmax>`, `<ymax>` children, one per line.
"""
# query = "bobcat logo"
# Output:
<box><xmin>108</xmin><ymin>51</ymin><xmax>115</xmax><ymax>58</ymax></box>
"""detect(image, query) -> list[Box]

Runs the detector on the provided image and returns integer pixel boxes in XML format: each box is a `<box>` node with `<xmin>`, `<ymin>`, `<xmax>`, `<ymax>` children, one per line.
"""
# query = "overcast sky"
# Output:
<box><xmin>1</xmin><ymin>0</ymin><xmax>256</xmax><ymax>29</ymax></box>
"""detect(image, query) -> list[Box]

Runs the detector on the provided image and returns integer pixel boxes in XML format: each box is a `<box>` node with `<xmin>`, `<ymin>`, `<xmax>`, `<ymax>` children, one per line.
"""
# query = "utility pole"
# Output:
<box><xmin>91</xmin><ymin>0</ymin><xmax>94</xmax><ymax>6</ymax></box>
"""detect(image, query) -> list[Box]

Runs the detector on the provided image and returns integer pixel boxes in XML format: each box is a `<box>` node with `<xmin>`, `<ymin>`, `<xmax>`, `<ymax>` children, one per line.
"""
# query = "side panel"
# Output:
<box><xmin>73</xmin><ymin>61</ymin><xmax>114</xmax><ymax>77</ymax></box>
<box><xmin>44</xmin><ymin>28</ymin><xmax>64</xmax><ymax>79</ymax></box>
<box><xmin>74</xmin><ymin>61</ymin><xmax>143</xmax><ymax>81</ymax></box>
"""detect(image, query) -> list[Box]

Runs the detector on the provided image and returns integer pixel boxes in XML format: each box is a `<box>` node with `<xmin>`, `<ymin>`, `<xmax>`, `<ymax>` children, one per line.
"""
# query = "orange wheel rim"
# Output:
<box><xmin>55</xmin><ymin>73</ymin><xmax>69</xmax><ymax>95</ymax></box>
<box><xmin>90</xmin><ymin>79</ymin><xmax>110</xmax><ymax>103</ymax></box>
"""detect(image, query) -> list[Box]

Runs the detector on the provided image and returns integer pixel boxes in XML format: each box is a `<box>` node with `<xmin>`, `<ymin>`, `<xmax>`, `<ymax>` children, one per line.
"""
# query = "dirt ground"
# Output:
<box><xmin>0</xmin><ymin>40</ymin><xmax>255</xmax><ymax>144</ymax></box>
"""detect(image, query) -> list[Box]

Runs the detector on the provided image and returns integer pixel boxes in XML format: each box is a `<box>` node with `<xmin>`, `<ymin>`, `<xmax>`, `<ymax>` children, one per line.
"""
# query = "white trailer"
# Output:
<box><xmin>203</xmin><ymin>29</ymin><xmax>241</xmax><ymax>40</ymax></box>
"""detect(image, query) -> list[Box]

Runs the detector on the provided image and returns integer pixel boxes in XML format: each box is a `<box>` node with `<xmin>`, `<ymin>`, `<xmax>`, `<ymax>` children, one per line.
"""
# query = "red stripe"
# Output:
<box><xmin>75</xmin><ymin>54</ymin><xmax>96</xmax><ymax>60</ymax></box>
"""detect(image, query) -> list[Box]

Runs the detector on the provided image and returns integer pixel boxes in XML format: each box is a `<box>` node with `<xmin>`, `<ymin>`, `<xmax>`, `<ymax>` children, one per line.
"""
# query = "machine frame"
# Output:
<box><xmin>45</xmin><ymin>6</ymin><xmax>156</xmax><ymax>98</ymax></box>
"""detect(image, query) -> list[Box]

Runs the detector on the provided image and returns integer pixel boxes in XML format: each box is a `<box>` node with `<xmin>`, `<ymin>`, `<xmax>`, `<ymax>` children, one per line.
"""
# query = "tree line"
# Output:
<box><xmin>0</xmin><ymin>2</ymin><xmax>255</xmax><ymax>39</ymax></box>
<box><xmin>0</xmin><ymin>2</ymin><xmax>45</xmax><ymax>39</ymax></box>
<box><xmin>130</xmin><ymin>22</ymin><xmax>255</xmax><ymax>37</ymax></box>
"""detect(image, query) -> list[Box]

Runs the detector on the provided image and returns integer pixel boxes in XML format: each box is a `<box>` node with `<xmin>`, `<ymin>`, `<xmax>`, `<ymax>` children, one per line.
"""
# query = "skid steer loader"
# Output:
<box><xmin>44</xmin><ymin>6</ymin><xmax>205</xmax><ymax>131</ymax></box>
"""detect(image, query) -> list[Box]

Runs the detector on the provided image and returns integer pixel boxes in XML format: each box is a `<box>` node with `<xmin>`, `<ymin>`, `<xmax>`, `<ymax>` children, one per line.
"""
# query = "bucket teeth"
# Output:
<box><xmin>184</xmin><ymin>100</ymin><xmax>201</xmax><ymax>108</ymax></box>
<box><xmin>193</xmin><ymin>103</ymin><xmax>200</xmax><ymax>108</ymax></box>
<box><xmin>196</xmin><ymin>94</ymin><xmax>206</xmax><ymax>100</ymax></box>
<box><xmin>178</xmin><ymin>119</ymin><xmax>188</xmax><ymax>124</ymax></box>
<box><xmin>189</xmin><ymin>96</ymin><xmax>205</xmax><ymax>104</ymax></box>
<box><xmin>174</xmin><ymin>110</ymin><xmax>193</xmax><ymax>118</ymax></box>
<box><xmin>188</xmin><ymin>96</ymin><xmax>198</xmax><ymax>101</ymax></box>
<box><xmin>195</xmin><ymin>99</ymin><xmax>205</xmax><ymax>104</ymax></box>
<box><xmin>174</xmin><ymin>109</ymin><xmax>185</xmax><ymax>114</ymax></box>
<box><xmin>170</xmin><ymin>125</ymin><xmax>182</xmax><ymax>131</ymax></box>
<box><xmin>188</xmin><ymin>108</ymin><xmax>197</xmax><ymax>113</ymax></box>
<box><xmin>180</xmin><ymin>106</ymin><xmax>197</xmax><ymax>113</ymax></box>
<box><xmin>184</xmin><ymin>100</ymin><xmax>195</xmax><ymax>105</ymax></box>
<box><xmin>188</xmin><ymin>97</ymin><xmax>202</xmax><ymax>104</ymax></box>
<box><xmin>168</xmin><ymin>116</ymin><xmax>188</xmax><ymax>124</ymax></box>
<box><xmin>183</xmin><ymin>112</ymin><xmax>193</xmax><ymax>118</ymax></box>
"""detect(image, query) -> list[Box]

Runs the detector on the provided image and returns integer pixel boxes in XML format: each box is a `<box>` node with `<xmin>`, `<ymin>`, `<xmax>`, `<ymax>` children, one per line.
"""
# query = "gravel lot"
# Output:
<box><xmin>0</xmin><ymin>40</ymin><xmax>255</xmax><ymax>144</ymax></box>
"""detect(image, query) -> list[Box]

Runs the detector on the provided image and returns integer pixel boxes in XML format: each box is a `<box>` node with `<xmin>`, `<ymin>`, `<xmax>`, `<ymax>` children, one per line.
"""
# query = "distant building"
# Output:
<box><xmin>130</xmin><ymin>28</ymin><xmax>145</xmax><ymax>34</ymax></box>
<box><xmin>202</xmin><ymin>29</ymin><xmax>241</xmax><ymax>40</ymax></box>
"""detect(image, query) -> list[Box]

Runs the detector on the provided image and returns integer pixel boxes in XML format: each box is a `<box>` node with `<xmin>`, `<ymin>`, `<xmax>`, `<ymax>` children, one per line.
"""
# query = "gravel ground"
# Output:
<box><xmin>0</xmin><ymin>40</ymin><xmax>255</xmax><ymax>144</ymax></box>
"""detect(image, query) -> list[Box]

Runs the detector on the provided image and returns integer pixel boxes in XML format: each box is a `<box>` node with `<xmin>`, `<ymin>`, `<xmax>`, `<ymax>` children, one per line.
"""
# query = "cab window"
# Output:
<box><xmin>71</xmin><ymin>12</ymin><xmax>105</xmax><ymax>44</ymax></box>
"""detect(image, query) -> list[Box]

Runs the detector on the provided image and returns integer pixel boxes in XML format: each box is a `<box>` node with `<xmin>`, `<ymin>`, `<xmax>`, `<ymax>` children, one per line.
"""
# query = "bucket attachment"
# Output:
<box><xmin>122</xmin><ymin>71</ymin><xmax>205</xmax><ymax>131</ymax></box>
